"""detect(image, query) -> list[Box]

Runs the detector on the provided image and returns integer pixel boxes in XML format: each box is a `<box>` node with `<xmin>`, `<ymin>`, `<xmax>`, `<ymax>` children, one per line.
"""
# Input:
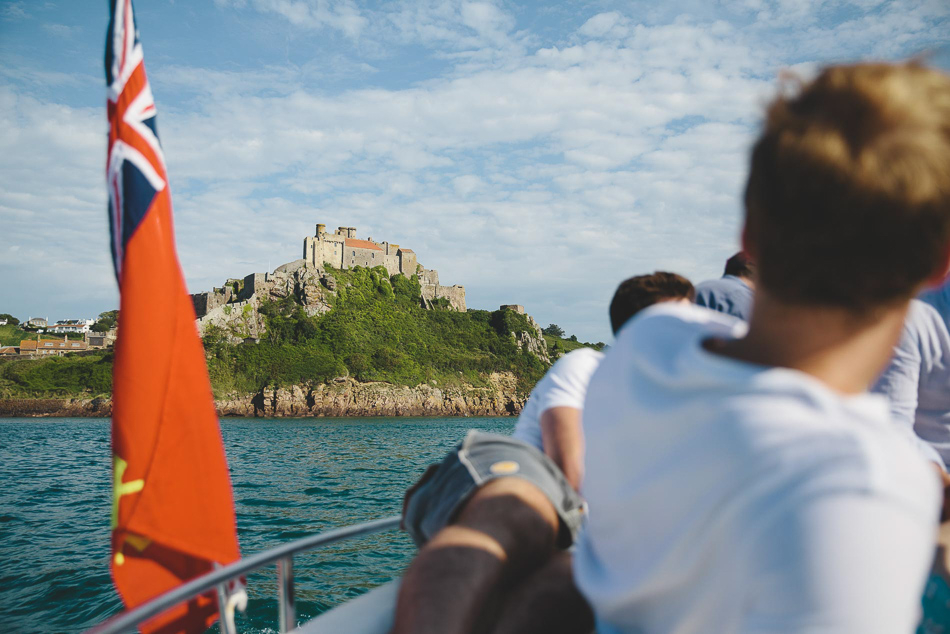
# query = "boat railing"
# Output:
<box><xmin>85</xmin><ymin>515</ymin><xmax>403</xmax><ymax>634</ymax></box>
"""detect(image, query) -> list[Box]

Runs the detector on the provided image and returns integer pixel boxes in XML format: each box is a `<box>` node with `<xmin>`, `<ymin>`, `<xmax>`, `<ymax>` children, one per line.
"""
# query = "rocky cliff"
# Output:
<box><xmin>0</xmin><ymin>373</ymin><xmax>525</xmax><ymax>418</ymax></box>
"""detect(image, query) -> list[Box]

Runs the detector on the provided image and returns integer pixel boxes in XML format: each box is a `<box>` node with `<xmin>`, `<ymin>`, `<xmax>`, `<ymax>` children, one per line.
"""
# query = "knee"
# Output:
<box><xmin>454</xmin><ymin>477</ymin><xmax>560</xmax><ymax>567</ymax></box>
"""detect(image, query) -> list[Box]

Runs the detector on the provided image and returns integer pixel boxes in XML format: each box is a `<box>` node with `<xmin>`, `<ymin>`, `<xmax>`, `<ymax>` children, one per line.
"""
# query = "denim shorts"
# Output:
<box><xmin>402</xmin><ymin>430</ymin><xmax>586</xmax><ymax>549</ymax></box>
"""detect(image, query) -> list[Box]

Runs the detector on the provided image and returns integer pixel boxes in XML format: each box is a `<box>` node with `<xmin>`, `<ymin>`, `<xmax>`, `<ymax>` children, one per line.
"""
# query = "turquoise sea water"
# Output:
<box><xmin>0</xmin><ymin>416</ymin><xmax>515</xmax><ymax>633</ymax></box>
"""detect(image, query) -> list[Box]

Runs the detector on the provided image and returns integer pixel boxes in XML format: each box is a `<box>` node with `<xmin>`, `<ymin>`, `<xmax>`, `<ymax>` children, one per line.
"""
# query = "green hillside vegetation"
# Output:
<box><xmin>544</xmin><ymin>334</ymin><xmax>606</xmax><ymax>358</ymax></box>
<box><xmin>0</xmin><ymin>265</ymin><xmax>550</xmax><ymax>399</ymax></box>
<box><xmin>204</xmin><ymin>266</ymin><xmax>549</xmax><ymax>397</ymax></box>
<box><xmin>0</xmin><ymin>324</ymin><xmax>83</xmax><ymax>346</ymax></box>
<box><xmin>0</xmin><ymin>324</ymin><xmax>31</xmax><ymax>347</ymax></box>
<box><xmin>0</xmin><ymin>267</ymin><xmax>564</xmax><ymax>398</ymax></box>
<box><xmin>0</xmin><ymin>350</ymin><xmax>113</xmax><ymax>397</ymax></box>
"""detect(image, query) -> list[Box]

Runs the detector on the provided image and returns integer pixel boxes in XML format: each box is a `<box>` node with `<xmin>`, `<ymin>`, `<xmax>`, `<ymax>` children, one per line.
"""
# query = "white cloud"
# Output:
<box><xmin>41</xmin><ymin>23</ymin><xmax>78</xmax><ymax>38</ymax></box>
<box><xmin>578</xmin><ymin>12</ymin><xmax>628</xmax><ymax>39</ymax></box>
<box><xmin>214</xmin><ymin>0</ymin><xmax>368</xmax><ymax>38</ymax></box>
<box><xmin>1</xmin><ymin>2</ymin><xmax>28</xmax><ymax>20</ymax></box>
<box><xmin>0</xmin><ymin>88</ymin><xmax>115</xmax><ymax>321</ymax></box>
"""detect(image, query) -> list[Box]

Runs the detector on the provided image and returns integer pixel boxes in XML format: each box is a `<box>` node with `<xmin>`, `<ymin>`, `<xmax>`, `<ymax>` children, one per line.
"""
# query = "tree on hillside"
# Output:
<box><xmin>569</xmin><ymin>334</ymin><xmax>578</xmax><ymax>342</ymax></box>
<box><xmin>92</xmin><ymin>310</ymin><xmax>119</xmax><ymax>333</ymax></box>
<box><xmin>0</xmin><ymin>313</ymin><xmax>19</xmax><ymax>325</ymax></box>
<box><xmin>542</xmin><ymin>324</ymin><xmax>565</xmax><ymax>338</ymax></box>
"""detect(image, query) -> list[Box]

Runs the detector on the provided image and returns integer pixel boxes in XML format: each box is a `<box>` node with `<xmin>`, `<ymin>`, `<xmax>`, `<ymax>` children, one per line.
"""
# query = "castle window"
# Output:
<box><xmin>352</xmin><ymin>251</ymin><xmax>356</xmax><ymax>256</ymax></box>
<box><xmin>372</xmin><ymin>253</ymin><xmax>375</xmax><ymax>259</ymax></box>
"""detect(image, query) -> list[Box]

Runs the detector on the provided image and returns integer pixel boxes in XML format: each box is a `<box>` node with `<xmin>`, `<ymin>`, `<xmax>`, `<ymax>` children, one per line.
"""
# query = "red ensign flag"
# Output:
<box><xmin>105</xmin><ymin>1</ymin><xmax>241</xmax><ymax>632</ymax></box>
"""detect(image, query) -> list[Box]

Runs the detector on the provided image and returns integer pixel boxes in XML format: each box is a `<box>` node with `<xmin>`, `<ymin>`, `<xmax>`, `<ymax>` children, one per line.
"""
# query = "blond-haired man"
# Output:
<box><xmin>576</xmin><ymin>62</ymin><xmax>950</xmax><ymax>633</ymax></box>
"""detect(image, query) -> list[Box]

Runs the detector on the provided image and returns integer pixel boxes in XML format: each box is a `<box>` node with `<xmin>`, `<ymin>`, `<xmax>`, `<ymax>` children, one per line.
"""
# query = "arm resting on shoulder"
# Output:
<box><xmin>540</xmin><ymin>406</ymin><xmax>584</xmax><ymax>492</ymax></box>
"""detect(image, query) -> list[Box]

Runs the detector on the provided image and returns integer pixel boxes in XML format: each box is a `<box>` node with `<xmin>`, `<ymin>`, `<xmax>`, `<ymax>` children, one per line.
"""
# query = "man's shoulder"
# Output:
<box><xmin>696</xmin><ymin>275</ymin><xmax>745</xmax><ymax>291</ymax></box>
<box><xmin>906</xmin><ymin>298</ymin><xmax>948</xmax><ymax>337</ymax></box>
<box><xmin>541</xmin><ymin>347</ymin><xmax>605</xmax><ymax>392</ymax></box>
<box><xmin>723</xmin><ymin>389</ymin><xmax>939</xmax><ymax>516</ymax></box>
<box><xmin>614</xmin><ymin>301</ymin><xmax>746</xmax><ymax>353</ymax></box>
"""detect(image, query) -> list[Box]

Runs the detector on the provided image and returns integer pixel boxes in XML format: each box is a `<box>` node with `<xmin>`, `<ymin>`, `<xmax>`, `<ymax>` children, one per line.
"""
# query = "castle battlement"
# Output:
<box><xmin>303</xmin><ymin>223</ymin><xmax>465</xmax><ymax>311</ymax></box>
<box><xmin>304</xmin><ymin>224</ymin><xmax>419</xmax><ymax>278</ymax></box>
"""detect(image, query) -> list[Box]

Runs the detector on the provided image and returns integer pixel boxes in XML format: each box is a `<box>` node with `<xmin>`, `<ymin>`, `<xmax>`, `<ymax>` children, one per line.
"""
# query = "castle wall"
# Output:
<box><xmin>243</xmin><ymin>272</ymin><xmax>274</xmax><ymax>300</ymax></box>
<box><xmin>438</xmin><ymin>285</ymin><xmax>466</xmax><ymax>312</ymax></box>
<box><xmin>385</xmin><ymin>255</ymin><xmax>400</xmax><ymax>276</ymax></box>
<box><xmin>305</xmin><ymin>234</ymin><xmax>344</xmax><ymax>269</ymax></box>
<box><xmin>419</xmin><ymin>268</ymin><xmax>439</xmax><ymax>286</ymax></box>
<box><xmin>421</xmin><ymin>283</ymin><xmax>467</xmax><ymax>312</ymax></box>
<box><xmin>346</xmin><ymin>246</ymin><xmax>384</xmax><ymax>269</ymax></box>
<box><xmin>192</xmin><ymin>286</ymin><xmax>233</xmax><ymax>318</ymax></box>
<box><xmin>398</xmin><ymin>250</ymin><xmax>418</xmax><ymax>276</ymax></box>
<box><xmin>320</xmin><ymin>236</ymin><xmax>344</xmax><ymax>269</ymax></box>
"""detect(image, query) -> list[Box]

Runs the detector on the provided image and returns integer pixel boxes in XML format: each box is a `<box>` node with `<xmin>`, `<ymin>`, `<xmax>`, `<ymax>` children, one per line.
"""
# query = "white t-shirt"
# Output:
<box><xmin>574</xmin><ymin>303</ymin><xmax>940</xmax><ymax>634</ymax></box>
<box><xmin>874</xmin><ymin>299</ymin><xmax>950</xmax><ymax>467</ymax></box>
<box><xmin>512</xmin><ymin>347</ymin><xmax>604</xmax><ymax>451</ymax></box>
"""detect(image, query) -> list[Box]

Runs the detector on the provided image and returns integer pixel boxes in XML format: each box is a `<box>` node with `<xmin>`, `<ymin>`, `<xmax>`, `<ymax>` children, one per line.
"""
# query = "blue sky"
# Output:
<box><xmin>1</xmin><ymin>0</ymin><xmax>948</xmax><ymax>342</ymax></box>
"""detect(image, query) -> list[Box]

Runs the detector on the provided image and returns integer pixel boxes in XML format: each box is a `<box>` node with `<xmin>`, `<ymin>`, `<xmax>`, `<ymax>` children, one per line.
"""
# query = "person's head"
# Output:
<box><xmin>743</xmin><ymin>62</ymin><xmax>950</xmax><ymax>314</ymax></box>
<box><xmin>610</xmin><ymin>272</ymin><xmax>695</xmax><ymax>334</ymax></box>
<box><xmin>724</xmin><ymin>251</ymin><xmax>756</xmax><ymax>282</ymax></box>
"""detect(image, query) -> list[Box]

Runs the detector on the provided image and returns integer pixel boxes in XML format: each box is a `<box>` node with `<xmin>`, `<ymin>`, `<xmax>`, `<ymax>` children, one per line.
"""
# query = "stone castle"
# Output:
<box><xmin>192</xmin><ymin>223</ymin><xmax>466</xmax><ymax>325</ymax></box>
<box><xmin>302</xmin><ymin>224</ymin><xmax>466</xmax><ymax>311</ymax></box>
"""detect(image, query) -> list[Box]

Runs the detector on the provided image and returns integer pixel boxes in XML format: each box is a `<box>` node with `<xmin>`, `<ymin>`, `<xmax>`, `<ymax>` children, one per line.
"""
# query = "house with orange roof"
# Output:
<box><xmin>19</xmin><ymin>337</ymin><xmax>88</xmax><ymax>357</ymax></box>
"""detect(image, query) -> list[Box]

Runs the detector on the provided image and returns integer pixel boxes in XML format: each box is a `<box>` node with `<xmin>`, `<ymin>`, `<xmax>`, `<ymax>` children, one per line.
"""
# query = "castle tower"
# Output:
<box><xmin>316</xmin><ymin>223</ymin><xmax>326</xmax><ymax>236</ymax></box>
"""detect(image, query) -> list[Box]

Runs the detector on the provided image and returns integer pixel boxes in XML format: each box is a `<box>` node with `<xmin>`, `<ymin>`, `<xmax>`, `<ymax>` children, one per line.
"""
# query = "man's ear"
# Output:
<box><xmin>924</xmin><ymin>245</ymin><xmax>950</xmax><ymax>288</ymax></box>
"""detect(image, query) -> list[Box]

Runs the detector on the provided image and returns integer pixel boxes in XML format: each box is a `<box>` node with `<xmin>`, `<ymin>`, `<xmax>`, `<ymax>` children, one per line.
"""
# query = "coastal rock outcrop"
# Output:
<box><xmin>217</xmin><ymin>373</ymin><xmax>525</xmax><ymax>418</ymax></box>
<box><xmin>0</xmin><ymin>396</ymin><xmax>112</xmax><ymax>418</ymax></box>
<box><xmin>512</xmin><ymin>313</ymin><xmax>550</xmax><ymax>365</ymax></box>
<box><xmin>1</xmin><ymin>373</ymin><xmax>526</xmax><ymax>418</ymax></box>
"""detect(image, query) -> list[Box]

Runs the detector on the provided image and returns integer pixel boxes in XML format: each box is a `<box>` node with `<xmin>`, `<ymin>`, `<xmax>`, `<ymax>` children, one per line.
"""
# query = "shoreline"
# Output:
<box><xmin>0</xmin><ymin>375</ymin><xmax>526</xmax><ymax>418</ymax></box>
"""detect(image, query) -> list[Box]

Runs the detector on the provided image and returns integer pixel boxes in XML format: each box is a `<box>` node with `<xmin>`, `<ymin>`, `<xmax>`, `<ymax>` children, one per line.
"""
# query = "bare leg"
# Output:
<box><xmin>390</xmin><ymin>477</ymin><xmax>560</xmax><ymax>634</ymax></box>
<box><xmin>492</xmin><ymin>551</ymin><xmax>594</xmax><ymax>634</ymax></box>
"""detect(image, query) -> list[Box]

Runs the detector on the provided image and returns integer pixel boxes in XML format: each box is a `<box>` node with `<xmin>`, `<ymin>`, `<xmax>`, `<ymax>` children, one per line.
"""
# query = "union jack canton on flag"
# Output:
<box><xmin>106</xmin><ymin>0</ymin><xmax>164</xmax><ymax>279</ymax></box>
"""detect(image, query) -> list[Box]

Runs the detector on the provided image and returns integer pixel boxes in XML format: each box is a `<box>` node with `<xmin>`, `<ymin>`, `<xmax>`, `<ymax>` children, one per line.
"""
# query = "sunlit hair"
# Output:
<box><xmin>744</xmin><ymin>62</ymin><xmax>950</xmax><ymax>311</ymax></box>
<box><xmin>610</xmin><ymin>272</ymin><xmax>694</xmax><ymax>334</ymax></box>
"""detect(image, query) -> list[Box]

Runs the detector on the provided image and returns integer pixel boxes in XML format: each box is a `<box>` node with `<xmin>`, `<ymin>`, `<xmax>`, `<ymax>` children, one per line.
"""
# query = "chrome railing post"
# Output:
<box><xmin>216</xmin><ymin>582</ymin><xmax>238</xmax><ymax>634</ymax></box>
<box><xmin>277</xmin><ymin>556</ymin><xmax>296</xmax><ymax>633</ymax></box>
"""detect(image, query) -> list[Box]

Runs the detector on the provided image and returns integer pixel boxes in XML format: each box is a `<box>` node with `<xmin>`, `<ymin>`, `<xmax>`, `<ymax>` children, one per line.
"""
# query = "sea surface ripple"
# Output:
<box><xmin>0</xmin><ymin>416</ymin><xmax>515</xmax><ymax>633</ymax></box>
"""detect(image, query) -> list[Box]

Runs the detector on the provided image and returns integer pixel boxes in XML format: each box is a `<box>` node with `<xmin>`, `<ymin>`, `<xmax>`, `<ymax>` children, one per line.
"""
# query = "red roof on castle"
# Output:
<box><xmin>345</xmin><ymin>238</ymin><xmax>382</xmax><ymax>251</ymax></box>
<box><xmin>399</xmin><ymin>248</ymin><xmax>414</xmax><ymax>253</ymax></box>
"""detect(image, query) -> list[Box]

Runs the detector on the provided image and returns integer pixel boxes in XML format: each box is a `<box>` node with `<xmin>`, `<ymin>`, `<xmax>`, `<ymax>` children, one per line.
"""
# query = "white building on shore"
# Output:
<box><xmin>49</xmin><ymin>319</ymin><xmax>95</xmax><ymax>335</ymax></box>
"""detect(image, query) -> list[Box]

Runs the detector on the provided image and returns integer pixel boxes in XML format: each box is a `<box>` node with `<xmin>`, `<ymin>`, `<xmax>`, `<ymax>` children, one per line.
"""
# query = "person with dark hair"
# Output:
<box><xmin>575</xmin><ymin>62</ymin><xmax>950</xmax><ymax>633</ymax></box>
<box><xmin>610</xmin><ymin>271</ymin><xmax>695</xmax><ymax>335</ymax></box>
<box><xmin>390</xmin><ymin>272</ymin><xmax>694</xmax><ymax>634</ymax></box>
<box><xmin>693</xmin><ymin>250</ymin><xmax>756</xmax><ymax>321</ymax></box>
<box><xmin>512</xmin><ymin>271</ymin><xmax>695</xmax><ymax>493</ymax></box>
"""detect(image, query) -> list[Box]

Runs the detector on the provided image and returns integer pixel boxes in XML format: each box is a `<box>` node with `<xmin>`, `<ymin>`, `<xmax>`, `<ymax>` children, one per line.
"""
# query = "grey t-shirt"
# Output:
<box><xmin>693</xmin><ymin>275</ymin><xmax>754</xmax><ymax>322</ymax></box>
<box><xmin>873</xmin><ymin>298</ymin><xmax>950</xmax><ymax>467</ymax></box>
